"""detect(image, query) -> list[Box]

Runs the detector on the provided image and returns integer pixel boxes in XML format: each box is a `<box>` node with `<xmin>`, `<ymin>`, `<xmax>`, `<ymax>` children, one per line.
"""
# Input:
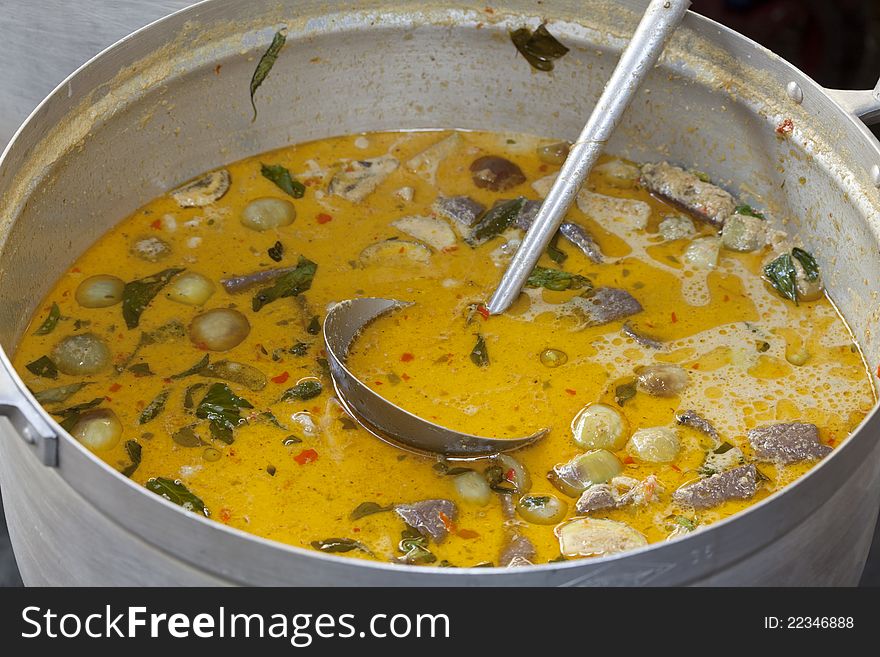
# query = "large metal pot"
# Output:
<box><xmin>1</xmin><ymin>0</ymin><xmax>879</xmax><ymax>586</ymax></box>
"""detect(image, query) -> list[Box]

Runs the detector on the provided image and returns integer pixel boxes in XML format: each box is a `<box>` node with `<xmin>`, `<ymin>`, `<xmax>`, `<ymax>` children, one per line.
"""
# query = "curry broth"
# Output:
<box><xmin>13</xmin><ymin>130</ymin><xmax>875</xmax><ymax>567</ymax></box>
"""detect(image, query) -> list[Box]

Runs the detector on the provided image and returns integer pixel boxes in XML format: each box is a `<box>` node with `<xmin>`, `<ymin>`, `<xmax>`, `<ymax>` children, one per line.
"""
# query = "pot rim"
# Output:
<box><xmin>1</xmin><ymin>0</ymin><xmax>879</xmax><ymax>581</ymax></box>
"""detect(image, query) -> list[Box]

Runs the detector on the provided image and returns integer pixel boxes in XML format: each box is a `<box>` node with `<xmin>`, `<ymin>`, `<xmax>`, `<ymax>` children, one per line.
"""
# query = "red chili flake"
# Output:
<box><xmin>71</xmin><ymin>267</ymin><xmax>81</xmax><ymax>273</ymax></box>
<box><xmin>438</xmin><ymin>511</ymin><xmax>456</xmax><ymax>533</ymax></box>
<box><xmin>311</xmin><ymin>406</ymin><xmax>321</xmax><ymax>414</ymax></box>
<box><xmin>150</xmin><ymin>219</ymin><xmax>162</xmax><ymax>230</ymax></box>
<box><xmin>723</xmin><ymin>294</ymin><xmax>730</xmax><ymax>302</ymax></box>
<box><xmin>104</xmin><ymin>397</ymin><xmax>113</xmax><ymax>403</ymax></box>
<box><xmin>876</xmin><ymin>363</ymin><xmax>880</xmax><ymax>378</ymax></box>
<box><xmin>352</xmin><ymin>527</ymin><xmax>360</xmax><ymax>533</ymax></box>
<box><xmin>622</xmin><ymin>455</ymin><xmax>635</xmax><ymax>465</ymax></box>
<box><xmin>539</xmin><ymin>164</ymin><xmax>548</xmax><ymax>172</ymax></box>
<box><xmin>219</xmin><ymin>508</ymin><xmax>232</xmax><ymax>523</ymax></box>
<box><xmin>564</xmin><ymin>388</ymin><xmax>577</xmax><ymax>396</ymax></box>
<box><xmin>316</xmin><ymin>213</ymin><xmax>333</xmax><ymax>224</ymax></box>
<box><xmin>401</xmin><ymin>373</ymin><xmax>411</xmax><ymax>381</ymax></box>
<box><xmin>669</xmin><ymin>464</ymin><xmax>682</xmax><ymax>472</ymax></box>
<box><xmin>457</xmin><ymin>529</ymin><xmax>480</xmax><ymax>539</ymax></box>
<box><xmin>504</xmin><ymin>468</ymin><xmax>516</xmax><ymax>483</ymax></box>
<box><xmin>294</xmin><ymin>448</ymin><xmax>319</xmax><ymax>465</ymax></box>
<box><xmin>691</xmin><ymin>363</ymin><xmax>701</xmax><ymax>370</ymax></box>
<box><xmin>271</xmin><ymin>371</ymin><xmax>290</xmax><ymax>384</ymax></box>
<box><xmin>671</xmin><ymin>311</ymin><xmax>678</xmax><ymax>323</ymax></box>
<box><xmin>374</xmin><ymin>381</ymin><xmax>383</xmax><ymax>385</ymax></box>
<box><xmin>476</xmin><ymin>304</ymin><xmax>490</xmax><ymax>320</ymax></box>
<box><xmin>162</xmin><ymin>378</ymin><xmax>172</xmax><ymax>384</ymax></box>
<box><xmin>442</xmin><ymin>245</ymin><xmax>459</xmax><ymax>253</ymax></box>
<box><xmin>401</xmin><ymin>352</ymin><xmax>415</xmax><ymax>362</ymax></box>
<box><xmin>776</xmin><ymin>118</ymin><xmax>794</xmax><ymax>136</ymax></box>
<box><xmin>108</xmin><ymin>383</ymin><xmax>121</xmax><ymax>393</ymax></box>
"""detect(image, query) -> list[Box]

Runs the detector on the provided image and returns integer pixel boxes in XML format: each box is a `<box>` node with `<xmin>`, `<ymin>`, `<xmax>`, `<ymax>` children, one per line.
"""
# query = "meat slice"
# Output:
<box><xmin>675</xmin><ymin>410</ymin><xmax>719</xmax><ymax>441</ymax></box>
<box><xmin>576</xmin><ymin>485</ymin><xmax>617</xmax><ymax>513</ymax></box>
<box><xmin>748</xmin><ymin>422</ymin><xmax>831</xmax><ymax>465</ymax></box>
<box><xmin>558</xmin><ymin>221</ymin><xmax>604</xmax><ymax>264</ymax></box>
<box><xmin>640</xmin><ymin>162</ymin><xmax>736</xmax><ymax>227</ymax></box>
<box><xmin>500</xmin><ymin>533</ymin><xmax>536</xmax><ymax>567</ymax></box>
<box><xmin>433</xmin><ymin>195</ymin><xmax>486</xmax><ymax>228</ymax></box>
<box><xmin>569</xmin><ymin>287</ymin><xmax>642</xmax><ymax>327</ymax></box>
<box><xmin>673</xmin><ymin>464</ymin><xmax>758</xmax><ymax>509</ymax></box>
<box><xmin>395</xmin><ymin>499</ymin><xmax>458</xmax><ymax>544</ymax></box>
<box><xmin>576</xmin><ymin>475</ymin><xmax>663</xmax><ymax>514</ymax></box>
<box><xmin>622</xmin><ymin>322</ymin><xmax>664</xmax><ymax>349</ymax></box>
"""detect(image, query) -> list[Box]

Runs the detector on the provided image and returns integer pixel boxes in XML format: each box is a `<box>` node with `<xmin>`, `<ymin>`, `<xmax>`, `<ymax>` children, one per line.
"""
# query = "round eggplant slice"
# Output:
<box><xmin>171</xmin><ymin>170</ymin><xmax>231</xmax><ymax>208</ymax></box>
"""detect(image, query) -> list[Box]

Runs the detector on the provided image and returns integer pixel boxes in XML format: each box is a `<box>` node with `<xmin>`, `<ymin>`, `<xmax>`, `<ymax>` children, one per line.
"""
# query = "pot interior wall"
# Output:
<box><xmin>1</xmin><ymin>0</ymin><xmax>879</xmax><ymax>368</ymax></box>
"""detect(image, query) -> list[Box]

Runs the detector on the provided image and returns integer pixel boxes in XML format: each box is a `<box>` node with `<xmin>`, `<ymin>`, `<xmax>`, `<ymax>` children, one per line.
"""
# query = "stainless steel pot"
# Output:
<box><xmin>1</xmin><ymin>0</ymin><xmax>879</xmax><ymax>586</ymax></box>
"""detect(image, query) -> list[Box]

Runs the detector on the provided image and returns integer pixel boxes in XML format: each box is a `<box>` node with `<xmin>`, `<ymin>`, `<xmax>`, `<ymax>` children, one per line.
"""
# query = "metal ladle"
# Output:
<box><xmin>323</xmin><ymin>0</ymin><xmax>691</xmax><ymax>457</ymax></box>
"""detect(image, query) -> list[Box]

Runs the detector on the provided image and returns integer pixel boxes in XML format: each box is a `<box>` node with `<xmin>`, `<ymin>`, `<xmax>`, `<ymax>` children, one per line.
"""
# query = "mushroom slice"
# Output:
<box><xmin>329</xmin><ymin>156</ymin><xmax>399</xmax><ymax>202</ymax></box>
<box><xmin>555</xmin><ymin>518</ymin><xmax>648</xmax><ymax>557</ymax></box>
<box><xmin>406</xmin><ymin>133</ymin><xmax>461</xmax><ymax>184</ymax></box>
<box><xmin>171</xmin><ymin>170</ymin><xmax>230</xmax><ymax>207</ymax></box>
<box><xmin>391</xmin><ymin>215</ymin><xmax>457</xmax><ymax>251</ymax></box>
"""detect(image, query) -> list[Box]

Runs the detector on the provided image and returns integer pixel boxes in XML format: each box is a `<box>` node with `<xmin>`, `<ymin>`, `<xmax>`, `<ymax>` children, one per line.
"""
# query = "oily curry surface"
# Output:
<box><xmin>14</xmin><ymin>130</ymin><xmax>875</xmax><ymax>567</ymax></box>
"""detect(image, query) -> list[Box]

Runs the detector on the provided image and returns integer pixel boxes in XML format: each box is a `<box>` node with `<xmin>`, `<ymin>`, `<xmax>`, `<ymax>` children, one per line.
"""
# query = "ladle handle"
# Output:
<box><xmin>486</xmin><ymin>0</ymin><xmax>691</xmax><ymax>315</ymax></box>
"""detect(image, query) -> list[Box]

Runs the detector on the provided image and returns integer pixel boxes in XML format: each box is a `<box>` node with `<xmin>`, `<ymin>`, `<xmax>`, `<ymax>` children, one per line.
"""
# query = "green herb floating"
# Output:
<box><xmin>250</xmin><ymin>29</ymin><xmax>287</xmax><ymax>121</ymax></box>
<box><xmin>510</xmin><ymin>23</ymin><xmax>569</xmax><ymax>72</ymax></box>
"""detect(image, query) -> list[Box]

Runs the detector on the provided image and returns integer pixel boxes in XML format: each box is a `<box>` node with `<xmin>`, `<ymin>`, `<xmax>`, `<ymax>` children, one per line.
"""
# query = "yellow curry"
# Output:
<box><xmin>13</xmin><ymin>129</ymin><xmax>875</xmax><ymax>567</ymax></box>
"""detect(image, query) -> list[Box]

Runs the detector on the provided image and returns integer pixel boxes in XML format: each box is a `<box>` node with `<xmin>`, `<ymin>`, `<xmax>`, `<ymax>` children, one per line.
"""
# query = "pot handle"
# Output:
<box><xmin>825</xmin><ymin>76</ymin><xmax>880</xmax><ymax>125</ymax></box>
<box><xmin>0</xmin><ymin>349</ymin><xmax>58</xmax><ymax>467</ymax></box>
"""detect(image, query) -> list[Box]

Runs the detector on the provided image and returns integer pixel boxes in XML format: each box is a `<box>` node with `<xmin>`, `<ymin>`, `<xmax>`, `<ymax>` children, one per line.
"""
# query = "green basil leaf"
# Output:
<box><xmin>252</xmin><ymin>256</ymin><xmax>317</xmax><ymax>311</ymax></box>
<box><xmin>310</xmin><ymin>537</ymin><xmax>373</xmax><ymax>555</ymax></box>
<box><xmin>250</xmin><ymin>29</ymin><xmax>286</xmax><ymax>121</ymax></box>
<box><xmin>146</xmin><ymin>477</ymin><xmax>209</xmax><ymax>516</ymax></box>
<box><xmin>465</xmin><ymin>197</ymin><xmax>525</xmax><ymax>247</ymax></box>
<box><xmin>470</xmin><ymin>334</ymin><xmax>489</xmax><ymax>367</ymax></box>
<box><xmin>122</xmin><ymin>268</ymin><xmax>184</xmax><ymax>329</ymax></box>
<box><xmin>763</xmin><ymin>253</ymin><xmax>798</xmax><ymax>304</ymax></box>
<box><xmin>267</xmin><ymin>240</ymin><xmax>284</xmax><ymax>262</ymax></box>
<box><xmin>52</xmin><ymin>397</ymin><xmax>104</xmax><ymax>417</ymax></box>
<box><xmin>281</xmin><ymin>379</ymin><xmax>322</xmax><ymax>401</ymax></box>
<box><xmin>33</xmin><ymin>303</ymin><xmax>61</xmax><ymax>335</ymax></box>
<box><xmin>32</xmin><ymin>382</ymin><xmax>91</xmax><ymax>405</ymax></box>
<box><xmin>307</xmin><ymin>315</ymin><xmax>321</xmax><ymax>335</ymax></box>
<box><xmin>734</xmin><ymin>203</ymin><xmax>765</xmax><ymax>219</ymax></box>
<box><xmin>184</xmin><ymin>382</ymin><xmax>207</xmax><ymax>411</ymax></box>
<box><xmin>120</xmin><ymin>440</ymin><xmax>142</xmax><ymax>478</ymax></box>
<box><xmin>128</xmin><ymin>363</ymin><xmax>154</xmax><ymax>377</ymax></box>
<box><xmin>26</xmin><ymin>355</ymin><xmax>58</xmax><ymax>380</ymax></box>
<box><xmin>510</xmin><ymin>23</ymin><xmax>569</xmax><ymax>72</ymax></box>
<box><xmin>615</xmin><ymin>380</ymin><xmax>637</xmax><ymax>406</ymax></box>
<box><xmin>290</xmin><ymin>342</ymin><xmax>309</xmax><ymax>356</ymax></box>
<box><xmin>350</xmin><ymin>501</ymin><xmax>395</xmax><ymax>521</ymax></box>
<box><xmin>171</xmin><ymin>354</ymin><xmax>210</xmax><ymax>380</ymax></box>
<box><xmin>546</xmin><ymin>234</ymin><xmax>567</xmax><ymax>263</ymax></box>
<box><xmin>791</xmin><ymin>247</ymin><xmax>820</xmax><ymax>282</ymax></box>
<box><xmin>526</xmin><ymin>266</ymin><xmax>591</xmax><ymax>291</ymax></box>
<box><xmin>139</xmin><ymin>389</ymin><xmax>170</xmax><ymax>425</ymax></box>
<box><xmin>172</xmin><ymin>425</ymin><xmax>202</xmax><ymax>448</ymax></box>
<box><xmin>195</xmin><ymin>382</ymin><xmax>253</xmax><ymax>444</ymax></box>
<box><xmin>261</xmin><ymin>163</ymin><xmax>305</xmax><ymax>198</ymax></box>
